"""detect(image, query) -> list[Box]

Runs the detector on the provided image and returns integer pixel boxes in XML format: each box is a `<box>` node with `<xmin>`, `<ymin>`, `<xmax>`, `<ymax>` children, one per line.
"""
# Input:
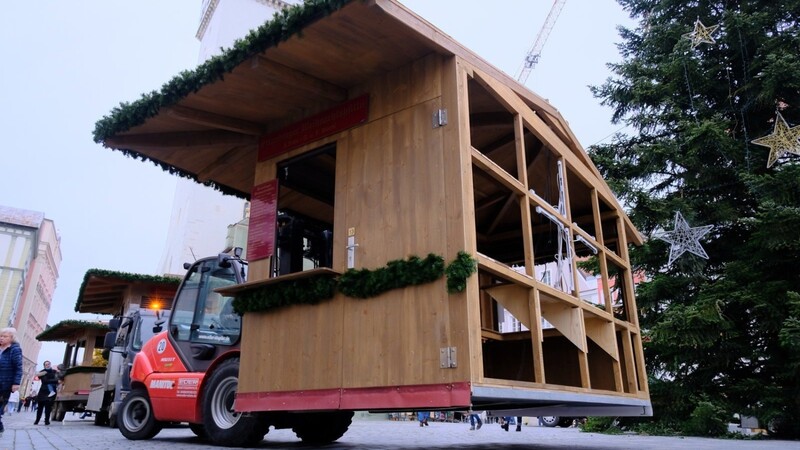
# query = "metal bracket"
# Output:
<box><xmin>432</xmin><ymin>109</ymin><xmax>448</xmax><ymax>128</ymax></box>
<box><xmin>440</xmin><ymin>346</ymin><xmax>457</xmax><ymax>368</ymax></box>
<box><xmin>346</xmin><ymin>229</ymin><xmax>357</xmax><ymax>269</ymax></box>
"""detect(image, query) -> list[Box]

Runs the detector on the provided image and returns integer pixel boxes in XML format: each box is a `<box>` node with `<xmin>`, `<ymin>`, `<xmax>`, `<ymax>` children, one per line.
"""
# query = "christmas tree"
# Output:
<box><xmin>590</xmin><ymin>0</ymin><xmax>800</xmax><ymax>437</ymax></box>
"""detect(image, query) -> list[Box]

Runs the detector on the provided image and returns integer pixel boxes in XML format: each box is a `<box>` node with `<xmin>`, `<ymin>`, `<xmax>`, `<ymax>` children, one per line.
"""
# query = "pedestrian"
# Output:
<box><xmin>40</xmin><ymin>361</ymin><xmax>58</xmax><ymax>396</ymax></box>
<box><xmin>0</xmin><ymin>327</ymin><xmax>23</xmax><ymax>435</ymax></box>
<box><xmin>6</xmin><ymin>390</ymin><xmax>19</xmax><ymax>415</ymax></box>
<box><xmin>417</xmin><ymin>411</ymin><xmax>430</xmax><ymax>427</ymax></box>
<box><xmin>468</xmin><ymin>409</ymin><xmax>483</xmax><ymax>430</ymax></box>
<box><xmin>34</xmin><ymin>361</ymin><xmax>57</xmax><ymax>425</ymax></box>
<box><xmin>516</xmin><ymin>416</ymin><xmax>523</xmax><ymax>432</ymax></box>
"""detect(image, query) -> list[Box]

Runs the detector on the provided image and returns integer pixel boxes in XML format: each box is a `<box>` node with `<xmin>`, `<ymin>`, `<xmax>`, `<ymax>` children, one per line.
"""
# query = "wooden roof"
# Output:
<box><xmin>95</xmin><ymin>0</ymin><xmax>641</xmax><ymax>244</ymax></box>
<box><xmin>36</xmin><ymin>320</ymin><xmax>110</xmax><ymax>343</ymax></box>
<box><xmin>74</xmin><ymin>269</ymin><xmax>180</xmax><ymax>315</ymax></box>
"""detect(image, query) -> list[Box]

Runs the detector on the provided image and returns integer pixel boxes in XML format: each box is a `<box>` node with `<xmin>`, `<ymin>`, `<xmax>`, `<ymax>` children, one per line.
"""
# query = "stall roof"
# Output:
<box><xmin>94</xmin><ymin>0</ymin><xmax>641</xmax><ymax>244</ymax></box>
<box><xmin>36</xmin><ymin>320</ymin><xmax>110</xmax><ymax>343</ymax></box>
<box><xmin>74</xmin><ymin>269</ymin><xmax>180</xmax><ymax>315</ymax></box>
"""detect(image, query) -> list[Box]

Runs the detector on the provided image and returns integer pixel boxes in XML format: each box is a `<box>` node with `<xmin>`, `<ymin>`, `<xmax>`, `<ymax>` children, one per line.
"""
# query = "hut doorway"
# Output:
<box><xmin>274</xmin><ymin>143</ymin><xmax>336</xmax><ymax>276</ymax></box>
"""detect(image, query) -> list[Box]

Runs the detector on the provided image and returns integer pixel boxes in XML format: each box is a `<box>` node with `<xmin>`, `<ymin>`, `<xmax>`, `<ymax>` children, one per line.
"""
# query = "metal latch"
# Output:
<box><xmin>432</xmin><ymin>109</ymin><xmax>448</xmax><ymax>128</ymax></box>
<box><xmin>440</xmin><ymin>346</ymin><xmax>457</xmax><ymax>368</ymax></box>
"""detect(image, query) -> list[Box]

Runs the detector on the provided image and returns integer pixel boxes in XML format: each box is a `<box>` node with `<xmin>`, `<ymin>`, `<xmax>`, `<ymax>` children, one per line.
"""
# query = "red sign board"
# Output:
<box><xmin>247</xmin><ymin>180</ymin><xmax>278</xmax><ymax>262</ymax></box>
<box><xmin>258</xmin><ymin>94</ymin><xmax>369</xmax><ymax>161</ymax></box>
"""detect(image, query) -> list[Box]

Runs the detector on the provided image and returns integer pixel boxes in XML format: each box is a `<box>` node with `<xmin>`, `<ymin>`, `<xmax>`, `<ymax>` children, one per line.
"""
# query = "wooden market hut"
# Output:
<box><xmin>94</xmin><ymin>0</ymin><xmax>651</xmax><ymax>417</ymax></box>
<box><xmin>74</xmin><ymin>269</ymin><xmax>180</xmax><ymax>315</ymax></box>
<box><xmin>36</xmin><ymin>320</ymin><xmax>109</xmax><ymax>419</ymax></box>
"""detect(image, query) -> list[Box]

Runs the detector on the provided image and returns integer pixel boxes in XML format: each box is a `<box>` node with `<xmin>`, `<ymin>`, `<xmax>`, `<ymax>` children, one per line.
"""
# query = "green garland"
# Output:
<box><xmin>92</xmin><ymin>0</ymin><xmax>353</xmax><ymax>198</ymax></box>
<box><xmin>337</xmin><ymin>254</ymin><xmax>445</xmax><ymax>298</ymax></box>
<box><xmin>75</xmin><ymin>269</ymin><xmax>181</xmax><ymax>312</ymax></box>
<box><xmin>36</xmin><ymin>320</ymin><xmax>110</xmax><ymax>342</ymax></box>
<box><xmin>232</xmin><ymin>252</ymin><xmax>477</xmax><ymax>314</ymax></box>
<box><xmin>232</xmin><ymin>275</ymin><xmax>338</xmax><ymax>314</ymax></box>
<box><xmin>445</xmin><ymin>251</ymin><xmax>478</xmax><ymax>294</ymax></box>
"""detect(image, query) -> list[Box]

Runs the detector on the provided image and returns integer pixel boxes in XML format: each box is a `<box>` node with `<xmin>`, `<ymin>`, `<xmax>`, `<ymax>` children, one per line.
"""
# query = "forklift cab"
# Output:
<box><xmin>168</xmin><ymin>254</ymin><xmax>246</xmax><ymax>371</ymax></box>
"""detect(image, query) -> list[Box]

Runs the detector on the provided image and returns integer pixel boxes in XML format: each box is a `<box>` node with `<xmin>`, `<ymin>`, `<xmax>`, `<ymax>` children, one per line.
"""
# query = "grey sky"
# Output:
<box><xmin>0</xmin><ymin>0</ymin><xmax>632</xmax><ymax>366</ymax></box>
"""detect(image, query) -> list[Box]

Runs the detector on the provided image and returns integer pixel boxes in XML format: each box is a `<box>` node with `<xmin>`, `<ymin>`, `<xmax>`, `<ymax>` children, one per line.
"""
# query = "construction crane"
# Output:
<box><xmin>515</xmin><ymin>0</ymin><xmax>567</xmax><ymax>85</ymax></box>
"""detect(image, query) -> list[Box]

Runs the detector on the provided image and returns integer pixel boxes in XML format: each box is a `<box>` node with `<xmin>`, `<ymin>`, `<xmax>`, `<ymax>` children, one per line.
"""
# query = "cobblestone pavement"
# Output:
<box><xmin>0</xmin><ymin>411</ymin><xmax>796</xmax><ymax>450</ymax></box>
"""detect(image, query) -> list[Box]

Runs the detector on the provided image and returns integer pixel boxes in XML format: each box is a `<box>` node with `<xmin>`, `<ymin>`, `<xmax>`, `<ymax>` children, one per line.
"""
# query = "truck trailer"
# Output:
<box><xmin>95</xmin><ymin>0</ymin><xmax>652</xmax><ymax>446</ymax></box>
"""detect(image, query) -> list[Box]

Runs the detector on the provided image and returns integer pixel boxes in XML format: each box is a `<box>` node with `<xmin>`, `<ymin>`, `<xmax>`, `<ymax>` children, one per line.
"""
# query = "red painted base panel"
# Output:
<box><xmin>236</xmin><ymin>382</ymin><xmax>471</xmax><ymax>412</ymax></box>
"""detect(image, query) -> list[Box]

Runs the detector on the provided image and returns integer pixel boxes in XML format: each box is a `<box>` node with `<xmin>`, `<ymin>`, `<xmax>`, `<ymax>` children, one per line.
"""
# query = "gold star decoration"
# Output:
<box><xmin>683</xmin><ymin>19</ymin><xmax>720</xmax><ymax>48</ymax></box>
<box><xmin>751</xmin><ymin>112</ymin><xmax>800</xmax><ymax>168</ymax></box>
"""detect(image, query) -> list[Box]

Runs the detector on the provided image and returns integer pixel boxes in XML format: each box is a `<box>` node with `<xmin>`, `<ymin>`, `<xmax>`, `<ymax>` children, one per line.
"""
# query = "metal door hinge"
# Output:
<box><xmin>440</xmin><ymin>346</ymin><xmax>457</xmax><ymax>368</ymax></box>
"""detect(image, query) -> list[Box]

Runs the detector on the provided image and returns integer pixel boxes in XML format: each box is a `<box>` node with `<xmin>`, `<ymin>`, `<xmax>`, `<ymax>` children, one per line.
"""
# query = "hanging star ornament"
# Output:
<box><xmin>657</xmin><ymin>211</ymin><xmax>713</xmax><ymax>266</ymax></box>
<box><xmin>751</xmin><ymin>112</ymin><xmax>800</xmax><ymax>168</ymax></box>
<box><xmin>683</xmin><ymin>19</ymin><xmax>720</xmax><ymax>48</ymax></box>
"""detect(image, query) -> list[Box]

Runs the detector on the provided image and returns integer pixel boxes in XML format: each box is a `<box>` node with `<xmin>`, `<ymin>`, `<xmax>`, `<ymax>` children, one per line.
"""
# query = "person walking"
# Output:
<box><xmin>39</xmin><ymin>361</ymin><xmax>58</xmax><ymax>396</ymax></box>
<box><xmin>417</xmin><ymin>411</ymin><xmax>430</xmax><ymax>427</ymax></box>
<box><xmin>468</xmin><ymin>409</ymin><xmax>483</xmax><ymax>430</ymax></box>
<box><xmin>33</xmin><ymin>361</ymin><xmax>57</xmax><ymax>425</ymax></box>
<box><xmin>0</xmin><ymin>327</ymin><xmax>23</xmax><ymax>435</ymax></box>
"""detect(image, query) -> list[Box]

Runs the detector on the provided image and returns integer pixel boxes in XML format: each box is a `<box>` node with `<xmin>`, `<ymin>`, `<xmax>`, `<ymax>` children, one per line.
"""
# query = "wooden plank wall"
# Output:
<box><xmin>239</xmin><ymin>301</ymin><xmax>345</xmax><ymax>392</ymax></box>
<box><xmin>239</xmin><ymin>48</ymin><xmax>648</xmax><ymax>405</ymax></box>
<box><xmin>240</xmin><ymin>53</ymin><xmax>475</xmax><ymax>394</ymax></box>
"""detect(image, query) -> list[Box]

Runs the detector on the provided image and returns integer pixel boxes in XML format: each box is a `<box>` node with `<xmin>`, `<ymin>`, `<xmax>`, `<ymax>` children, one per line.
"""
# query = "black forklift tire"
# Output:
<box><xmin>292</xmin><ymin>411</ymin><xmax>354</xmax><ymax>445</ymax></box>
<box><xmin>201</xmin><ymin>358</ymin><xmax>268</xmax><ymax>447</ymax></box>
<box><xmin>189</xmin><ymin>423</ymin><xmax>208</xmax><ymax>439</ymax></box>
<box><xmin>94</xmin><ymin>409</ymin><xmax>109</xmax><ymax>426</ymax></box>
<box><xmin>53</xmin><ymin>402</ymin><xmax>67</xmax><ymax>422</ymax></box>
<box><xmin>117</xmin><ymin>388</ymin><xmax>163</xmax><ymax>440</ymax></box>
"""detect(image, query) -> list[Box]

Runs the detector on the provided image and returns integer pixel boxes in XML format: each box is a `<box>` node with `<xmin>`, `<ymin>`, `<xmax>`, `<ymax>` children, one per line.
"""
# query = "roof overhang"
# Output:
<box><xmin>94</xmin><ymin>0</ymin><xmax>641</xmax><ymax>245</ymax></box>
<box><xmin>74</xmin><ymin>269</ymin><xmax>180</xmax><ymax>315</ymax></box>
<box><xmin>36</xmin><ymin>320</ymin><xmax>110</xmax><ymax>343</ymax></box>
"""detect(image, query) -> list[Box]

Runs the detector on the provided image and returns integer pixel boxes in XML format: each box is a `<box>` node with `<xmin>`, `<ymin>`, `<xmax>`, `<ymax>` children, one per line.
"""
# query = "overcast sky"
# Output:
<box><xmin>0</xmin><ymin>0</ymin><xmax>633</xmax><ymax>366</ymax></box>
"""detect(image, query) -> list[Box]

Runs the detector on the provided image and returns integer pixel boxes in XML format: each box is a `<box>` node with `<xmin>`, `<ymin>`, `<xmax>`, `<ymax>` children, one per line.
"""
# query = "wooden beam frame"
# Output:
<box><xmin>250</xmin><ymin>55</ymin><xmax>348</xmax><ymax>103</ymax></box>
<box><xmin>105</xmin><ymin>130</ymin><xmax>257</xmax><ymax>150</ymax></box>
<box><xmin>165</xmin><ymin>105</ymin><xmax>264</xmax><ymax>135</ymax></box>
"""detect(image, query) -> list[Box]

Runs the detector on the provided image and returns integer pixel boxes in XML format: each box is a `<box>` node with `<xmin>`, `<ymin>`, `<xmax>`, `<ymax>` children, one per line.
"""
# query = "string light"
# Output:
<box><xmin>750</xmin><ymin>111</ymin><xmax>800</xmax><ymax>168</ymax></box>
<box><xmin>683</xmin><ymin>19</ymin><xmax>720</xmax><ymax>49</ymax></box>
<box><xmin>655</xmin><ymin>211</ymin><xmax>713</xmax><ymax>266</ymax></box>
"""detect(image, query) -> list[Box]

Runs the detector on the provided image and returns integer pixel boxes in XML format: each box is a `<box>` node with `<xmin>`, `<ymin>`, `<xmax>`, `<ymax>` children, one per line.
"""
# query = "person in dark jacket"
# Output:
<box><xmin>0</xmin><ymin>327</ymin><xmax>23</xmax><ymax>434</ymax></box>
<box><xmin>34</xmin><ymin>361</ymin><xmax>57</xmax><ymax>425</ymax></box>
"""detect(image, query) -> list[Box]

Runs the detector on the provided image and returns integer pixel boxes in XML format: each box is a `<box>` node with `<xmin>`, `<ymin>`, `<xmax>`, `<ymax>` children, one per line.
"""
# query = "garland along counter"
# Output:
<box><xmin>95</xmin><ymin>0</ymin><xmax>652</xmax><ymax>418</ymax></box>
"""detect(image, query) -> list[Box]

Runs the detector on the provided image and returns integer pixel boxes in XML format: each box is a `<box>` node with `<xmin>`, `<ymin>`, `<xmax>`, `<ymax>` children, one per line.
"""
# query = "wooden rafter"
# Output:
<box><xmin>165</xmin><ymin>105</ymin><xmax>264</xmax><ymax>135</ymax></box>
<box><xmin>105</xmin><ymin>130</ymin><xmax>257</xmax><ymax>150</ymax></box>
<box><xmin>250</xmin><ymin>55</ymin><xmax>348</xmax><ymax>103</ymax></box>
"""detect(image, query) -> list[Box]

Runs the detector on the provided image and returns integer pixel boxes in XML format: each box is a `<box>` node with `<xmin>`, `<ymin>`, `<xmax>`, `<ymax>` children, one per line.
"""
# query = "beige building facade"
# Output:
<box><xmin>0</xmin><ymin>205</ymin><xmax>61</xmax><ymax>393</ymax></box>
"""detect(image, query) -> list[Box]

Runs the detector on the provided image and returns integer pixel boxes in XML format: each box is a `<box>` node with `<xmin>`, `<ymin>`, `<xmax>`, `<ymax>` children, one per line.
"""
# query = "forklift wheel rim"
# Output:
<box><xmin>210</xmin><ymin>376</ymin><xmax>240</xmax><ymax>429</ymax></box>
